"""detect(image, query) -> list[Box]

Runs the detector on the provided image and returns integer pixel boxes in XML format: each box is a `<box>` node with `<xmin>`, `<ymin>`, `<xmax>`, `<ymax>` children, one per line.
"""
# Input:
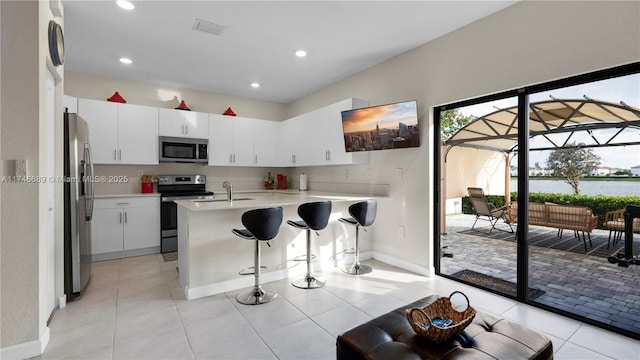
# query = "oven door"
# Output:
<box><xmin>160</xmin><ymin>200</ymin><xmax>178</xmax><ymax>253</ymax></box>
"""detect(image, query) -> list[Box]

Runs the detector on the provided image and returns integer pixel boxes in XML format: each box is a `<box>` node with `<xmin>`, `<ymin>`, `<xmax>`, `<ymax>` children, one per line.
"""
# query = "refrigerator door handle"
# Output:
<box><xmin>84</xmin><ymin>143</ymin><xmax>95</xmax><ymax>221</ymax></box>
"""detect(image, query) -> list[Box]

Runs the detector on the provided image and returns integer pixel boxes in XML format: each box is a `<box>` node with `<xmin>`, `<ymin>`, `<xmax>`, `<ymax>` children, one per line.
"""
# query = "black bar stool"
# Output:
<box><xmin>232</xmin><ymin>206</ymin><xmax>283</xmax><ymax>305</ymax></box>
<box><xmin>287</xmin><ymin>201</ymin><xmax>332</xmax><ymax>289</ymax></box>
<box><xmin>339</xmin><ymin>200</ymin><xmax>377</xmax><ymax>275</ymax></box>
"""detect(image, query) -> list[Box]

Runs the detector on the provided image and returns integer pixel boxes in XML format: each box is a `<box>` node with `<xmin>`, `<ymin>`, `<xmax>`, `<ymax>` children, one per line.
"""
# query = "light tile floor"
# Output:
<box><xmin>36</xmin><ymin>254</ymin><xmax>640</xmax><ymax>360</ymax></box>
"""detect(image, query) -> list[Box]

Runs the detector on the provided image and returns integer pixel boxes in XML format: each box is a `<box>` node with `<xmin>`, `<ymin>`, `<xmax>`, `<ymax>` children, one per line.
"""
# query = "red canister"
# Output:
<box><xmin>141</xmin><ymin>182</ymin><xmax>153</xmax><ymax>193</ymax></box>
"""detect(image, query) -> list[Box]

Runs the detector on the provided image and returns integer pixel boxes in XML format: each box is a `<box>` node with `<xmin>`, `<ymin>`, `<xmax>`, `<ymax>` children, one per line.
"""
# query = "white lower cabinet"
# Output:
<box><xmin>91</xmin><ymin>197</ymin><xmax>160</xmax><ymax>261</ymax></box>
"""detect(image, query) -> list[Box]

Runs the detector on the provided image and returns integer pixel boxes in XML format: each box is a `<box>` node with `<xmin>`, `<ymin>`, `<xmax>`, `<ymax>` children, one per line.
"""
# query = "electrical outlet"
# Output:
<box><xmin>15</xmin><ymin>160</ymin><xmax>28</xmax><ymax>176</ymax></box>
<box><xmin>396</xmin><ymin>168</ymin><xmax>403</xmax><ymax>179</ymax></box>
<box><xmin>345</xmin><ymin>169</ymin><xmax>349</xmax><ymax>179</ymax></box>
<box><xmin>398</xmin><ymin>225</ymin><xmax>405</xmax><ymax>238</ymax></box>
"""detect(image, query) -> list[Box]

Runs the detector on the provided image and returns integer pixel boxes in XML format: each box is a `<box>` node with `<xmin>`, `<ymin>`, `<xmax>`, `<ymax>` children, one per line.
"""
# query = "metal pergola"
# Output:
<box><xmin>444</xmin><ymin>96</ymin><xmax>640</xmax><ymax>157</ymax></box>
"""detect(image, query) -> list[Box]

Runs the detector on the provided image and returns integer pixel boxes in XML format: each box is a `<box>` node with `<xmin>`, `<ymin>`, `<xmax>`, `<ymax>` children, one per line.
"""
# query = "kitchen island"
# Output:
<box><xmin>175</xmin><ymin>191</ymin><xmax>378</xmax><ymax>300</ymax></box>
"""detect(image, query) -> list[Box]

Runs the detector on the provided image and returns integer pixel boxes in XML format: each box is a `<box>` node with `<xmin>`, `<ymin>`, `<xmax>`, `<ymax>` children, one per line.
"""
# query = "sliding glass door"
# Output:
<box><xmin>437</xmin><ymin>96</ymin><xmax>520</xmax><ymax>298</ymax></box>
<box><xmin>435</xmin><ymin>63</ymin><xmax>640</xmax><ymax>340</ymax></box>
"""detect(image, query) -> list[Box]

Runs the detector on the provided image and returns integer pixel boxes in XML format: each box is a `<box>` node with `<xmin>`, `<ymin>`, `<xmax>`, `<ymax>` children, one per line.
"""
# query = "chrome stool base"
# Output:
<box><xmin>292</xmin><ymin>275</ymin><xmax>326</xmax><ymax>289</ymax></box>
<box><xmin>342</xmin><ymin>263</ymin><xmax>372</xmax><ymax>275</ymax></box>
<box><xmin>236</xmin><ymin>286</ymin><xmax>277</xmax><ymax>305</ymax></box>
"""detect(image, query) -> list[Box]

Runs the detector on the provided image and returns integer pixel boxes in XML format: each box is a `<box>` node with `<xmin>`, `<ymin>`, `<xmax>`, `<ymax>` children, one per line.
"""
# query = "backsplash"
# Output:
<box><xmin>94</xmin><ymin>163</ymin><xmax>390</xmax><ymax>197</ymax></box>
<box><xmin>93</xmin><ymin>164</ymin><xmax>291</xmax><ymax>195</ymax></box>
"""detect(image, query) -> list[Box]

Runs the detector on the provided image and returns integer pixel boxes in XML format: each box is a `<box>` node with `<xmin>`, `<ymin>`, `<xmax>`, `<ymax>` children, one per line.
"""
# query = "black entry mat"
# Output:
<box><xmin>450</xmin><ymin>270</ymin><xmax>545</xmax><ymax>300</ymax></box>
<box><xmin>162</xmin><ymin>252</ymin><xmax>178</xmax><ymax>262</ymax></box>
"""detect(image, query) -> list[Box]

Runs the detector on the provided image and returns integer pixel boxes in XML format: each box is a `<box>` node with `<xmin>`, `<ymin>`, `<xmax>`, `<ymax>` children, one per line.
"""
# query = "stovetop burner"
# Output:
<box><xmin>157</xmin><ymin>175</ymin><xmax>214</xmax><ymax>200</ymax></box>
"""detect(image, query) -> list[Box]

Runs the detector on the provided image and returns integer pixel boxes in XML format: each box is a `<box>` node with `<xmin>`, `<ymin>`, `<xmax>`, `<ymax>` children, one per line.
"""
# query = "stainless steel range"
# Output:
<box><xmin>158</xmin><ymin>175</ymin><xmax>214</xmax><ymax>253</ymax></box>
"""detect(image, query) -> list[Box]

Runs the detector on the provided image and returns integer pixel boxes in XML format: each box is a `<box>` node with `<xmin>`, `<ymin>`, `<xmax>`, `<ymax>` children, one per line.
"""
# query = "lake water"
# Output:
<box><xmin>510</xmin><ymin>179</ymin><xmax>640</xmax><ymax>197</ymax></box>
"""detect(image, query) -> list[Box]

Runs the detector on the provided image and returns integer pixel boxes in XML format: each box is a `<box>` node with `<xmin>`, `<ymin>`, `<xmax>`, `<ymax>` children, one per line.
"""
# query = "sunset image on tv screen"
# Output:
<box><xmin>342</xmin><ymin>100</ymin><xmax>419</xmax><ymax>152</ymax></box>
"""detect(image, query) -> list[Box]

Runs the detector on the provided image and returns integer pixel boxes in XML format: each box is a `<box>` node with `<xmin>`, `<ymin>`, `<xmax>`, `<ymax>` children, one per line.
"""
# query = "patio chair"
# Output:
<box><xmin>604</xmin><ymin>208</ymin><xmax>640</xmax><ymax>248</ymax></box>
<box><xmin>467</xmin><ymin>187</ymin><xmax>514</xmax><ymax>234</ymax></box>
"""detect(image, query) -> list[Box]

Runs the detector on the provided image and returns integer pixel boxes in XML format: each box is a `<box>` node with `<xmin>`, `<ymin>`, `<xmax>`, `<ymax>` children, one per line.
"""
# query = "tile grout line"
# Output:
<box><xmin>162</xmin><ymin>255</ymin><xmax>197</xmax><ymax>360</ymax></box>
<box><xmin>223</xmin><ymin>292</ymin><xmax>281</xmax><ymax>359</ymax></box>
<box><xmin>111</xmin><ymin>258</ymin><xmax>122</xmax><ymax>360</ymax></box>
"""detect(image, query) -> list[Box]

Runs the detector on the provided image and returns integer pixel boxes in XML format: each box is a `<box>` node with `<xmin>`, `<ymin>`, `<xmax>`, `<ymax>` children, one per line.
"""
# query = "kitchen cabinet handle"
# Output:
<box><xmin>255</xmin><ymin>155</ymin><xmax>258</xmax><ymax>164</ymax></box>
<box><xmin>115</xmin><ymin>202</ymin><xmax>130</xmax><ymax>206</ymax></box>
<box><xmin>181</xmin><ymin>124</ymin><xmax>185</xmax><ymax>135</ymax></box>
<box><xmin>124</xmin><ymin>212</ymin><xmax>128</xmax><ymax>223</ymax></box>
<box><xmin>119</xmin><ymin>212</ymin><xmax>122</xmax><ymax>224</ymax></box>
<box><xmin>229</xmin><ymin>154</ymin><xmax>233</xmax><ymax>164</ymax></box>
<box><xmin>185</xmin><ymin>125</ymin><xmax>189</xmax><ymax>135</ymax></box>
<box><xmin>233</xmin><ymin>154</ymin><xmax>236</xmax><ymax>163</ymax></box>
<box><xmin>327</xmin><ymin>150</ymin><xmax>330</xmax><ymax>161</ymax></box>
<box><xmin>118</xmin><ymin>149</ymin><xmax>122</xmax><ymax>160</ymax></box>
<box><xmin>114</xmin><ymin>149</ymin><xmax>117</xmax><ymax>160</ymax></box>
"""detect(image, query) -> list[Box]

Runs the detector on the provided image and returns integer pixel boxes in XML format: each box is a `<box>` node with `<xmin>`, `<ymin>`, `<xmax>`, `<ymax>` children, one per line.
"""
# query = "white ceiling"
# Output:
<box><xmin>63</xmin><ymin>1</ymin><xmax>517</xmax><ymax>104</ymax></box>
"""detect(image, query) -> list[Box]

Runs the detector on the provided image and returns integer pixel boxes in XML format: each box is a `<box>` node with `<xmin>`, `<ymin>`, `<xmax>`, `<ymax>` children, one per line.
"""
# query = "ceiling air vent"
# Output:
<box><xmin>193</xmin><ymin>18</ymin><xmax>226</xmax><ymax>36</ymax></box>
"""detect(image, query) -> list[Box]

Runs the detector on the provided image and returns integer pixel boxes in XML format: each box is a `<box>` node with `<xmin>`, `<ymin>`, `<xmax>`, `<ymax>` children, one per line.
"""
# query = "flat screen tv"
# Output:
<box><xmin>341</xmin><ymin>100</ymin><xmax>419</xmax><ymax>152</ymax></box>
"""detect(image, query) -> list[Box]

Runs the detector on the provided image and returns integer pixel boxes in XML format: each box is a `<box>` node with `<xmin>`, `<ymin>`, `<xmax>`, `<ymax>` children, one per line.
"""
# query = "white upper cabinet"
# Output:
<box><xmin>231</xmin><ymin>117</ymin><xmax>255</xmax><ymax>166</ymax></box>
<box><xmin>78</xmin><ymin>99</ymin><xmax>119</xmax><ymax>164</ymax></box>
<box><xmin>253</xmin><ymin>119</ymin><xmax>279</xmax><ymax>166</ymax></box>
<box><xmin>278</xmin><ymin>114</ymin><xmax>308</xmax><ymax>166</ymax></box>
<box><xmin>310</xmin><ymin>98</ymin><xmax>369</xmax><ymax>165</ymax></box>
<box><xmin>159</xmin><ymin>108</ymin><xmax>209</xmax><ymax>139</ymax></box>
<box><xmin>277</xmin><ymin>98</ymin><xmax>369</xmax><ymax>167</ymax></box>
<box><xmin>118</xmin><ymin>104</ymin><xmax>159</xmax><ymax>164</ymax></box>
<box><xmin>208</xmin><ymin>115</ymin><xmax>255</xmax><ymax>166</ymax></box>
<box><xmin>208</xmin><ymin>115</ymin><xmax>233</xmax><ymax>165</ymax></box>
<box><xmin>78</xmin><ymin>98</ymin><xmax>159</xmax><ymax>165</ymax></box>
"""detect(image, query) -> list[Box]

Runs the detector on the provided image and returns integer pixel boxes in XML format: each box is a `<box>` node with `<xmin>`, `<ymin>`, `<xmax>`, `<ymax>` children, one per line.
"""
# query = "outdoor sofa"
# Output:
<box><xmin>507</xmin><ymin>201</ymin><xmax>598</xmax><ymax>251</ymax></box>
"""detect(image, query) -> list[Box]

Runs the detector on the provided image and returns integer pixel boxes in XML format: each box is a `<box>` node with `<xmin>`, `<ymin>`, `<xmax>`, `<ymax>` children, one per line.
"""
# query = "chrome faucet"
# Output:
<box><xmin>222</xmin><ymin>181</ymin><xmax>233</xmax><ymax>202</ymax></box>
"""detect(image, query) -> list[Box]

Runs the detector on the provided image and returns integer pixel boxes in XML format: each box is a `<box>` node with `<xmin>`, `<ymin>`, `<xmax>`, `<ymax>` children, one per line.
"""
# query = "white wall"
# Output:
<box><xmin>0</xmin><ymin>0</ymin><xmax>63</xmax><ymax>351</ymax></box>
<box><xmin>285</xmin><ymin>1</ymin><xmax>640</xmax><ymax>274</ymax></box>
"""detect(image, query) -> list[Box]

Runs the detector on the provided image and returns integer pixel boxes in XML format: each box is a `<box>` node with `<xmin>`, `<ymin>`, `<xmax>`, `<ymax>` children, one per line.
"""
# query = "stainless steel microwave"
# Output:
<box><xmin>159</xmin><ymin>136</ymin><xmax>208</xmax><ymax>163</ymax></box>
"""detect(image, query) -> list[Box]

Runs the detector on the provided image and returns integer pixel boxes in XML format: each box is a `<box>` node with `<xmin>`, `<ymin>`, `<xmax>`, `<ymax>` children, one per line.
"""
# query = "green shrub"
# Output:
<box><xmin>462</xmin><ymin>192</ymin><xmax>640</xmax><ymax>229</ymax></box>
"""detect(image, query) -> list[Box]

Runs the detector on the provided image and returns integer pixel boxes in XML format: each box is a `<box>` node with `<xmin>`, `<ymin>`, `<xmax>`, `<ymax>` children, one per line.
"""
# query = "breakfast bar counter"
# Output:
<box><xmin>175</xmin><ymin>191</ymin><xmax>378</xmax><ymax>300</ymax></box>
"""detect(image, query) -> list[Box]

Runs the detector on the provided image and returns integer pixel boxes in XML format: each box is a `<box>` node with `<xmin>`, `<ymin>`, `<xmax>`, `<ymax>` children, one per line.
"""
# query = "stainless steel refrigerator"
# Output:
<box><xmin>64</xmin><ymin>112</ymin><xmax>94</xmax><ymax>298</ymax></box>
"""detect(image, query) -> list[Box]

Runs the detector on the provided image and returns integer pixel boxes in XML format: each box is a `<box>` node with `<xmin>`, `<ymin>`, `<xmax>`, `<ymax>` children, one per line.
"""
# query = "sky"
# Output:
<box><xmin>455</xmin><ymin>73</ymin><xmax>640</xmax><ymax>169</ymax></box>
<box><xmin>342</xmin><ymin>100</ymin><xmax>418</xmax><ymax>133</ymax></box>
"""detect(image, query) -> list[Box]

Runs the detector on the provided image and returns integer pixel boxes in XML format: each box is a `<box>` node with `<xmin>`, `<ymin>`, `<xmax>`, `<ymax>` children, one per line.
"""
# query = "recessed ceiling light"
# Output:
<box><xmin>250</xmin><ymin>82</ymin><xmax>260</xmax><ymax>88</ymax></box>
<box><xmin>295</xmin><ymin>50</ymin><xmax>307</xmax><ymax>57</ymax></box>
<box><xmin>116</xmin><ymin>1</ymin><xmax>134</xmax><ymax>10</ymax></box>
<box><xmin>119</xmin><ymin>57</ymin><xmax>132</xmax><ymax>64</ymax></box>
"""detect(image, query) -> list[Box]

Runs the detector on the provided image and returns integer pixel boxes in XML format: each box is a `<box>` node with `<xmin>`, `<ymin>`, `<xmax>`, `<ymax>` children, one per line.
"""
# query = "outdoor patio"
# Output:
<box><xmin>441</xmin><ymin>214</ymin><xmax>640</xmax><ymax>335</ymax></box>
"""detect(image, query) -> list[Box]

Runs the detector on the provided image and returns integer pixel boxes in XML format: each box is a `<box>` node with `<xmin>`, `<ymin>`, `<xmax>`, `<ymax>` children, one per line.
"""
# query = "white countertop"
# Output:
<box><xmin>174</xmin><ymin>190</ymin><xmax>376</xmax><ymax>212</ymax></box>
<box><xmin>94</xmin><ymin>193</ymin><xmax>160</xmax><ymax>199</ymax></box>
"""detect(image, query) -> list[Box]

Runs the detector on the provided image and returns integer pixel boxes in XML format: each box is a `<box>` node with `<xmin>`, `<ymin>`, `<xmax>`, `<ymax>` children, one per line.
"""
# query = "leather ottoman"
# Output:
<box><xmin>337</xmin><ymin>295</ymin><xmax>553</xmax><ymax>360</ymax></box>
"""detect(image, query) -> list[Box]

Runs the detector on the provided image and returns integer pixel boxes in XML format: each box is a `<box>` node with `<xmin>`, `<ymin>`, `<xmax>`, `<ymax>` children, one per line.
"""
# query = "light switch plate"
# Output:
<box><xmin>15</xmin><ymin>160</ymin><xmax>28</xmax><ymax>176</ymax></box>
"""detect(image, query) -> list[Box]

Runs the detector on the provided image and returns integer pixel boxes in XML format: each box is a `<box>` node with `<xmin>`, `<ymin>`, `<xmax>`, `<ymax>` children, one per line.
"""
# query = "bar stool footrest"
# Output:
<box><xmin>292</xmin><ymin>254</ymin><xmax>317</xmax><ymax>261</ymax></box>
<box><xmin>238</xmin><ymin>265</ymin><xmax>268</xmax><ymax>276</ymax></box>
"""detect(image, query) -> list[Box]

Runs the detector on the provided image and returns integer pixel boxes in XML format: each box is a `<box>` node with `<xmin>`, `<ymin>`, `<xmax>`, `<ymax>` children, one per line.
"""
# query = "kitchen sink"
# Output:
<box><xmin>192</xmin><ymin>197</ymin><xmax>253</xmax><ymax>203</ymax></box>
